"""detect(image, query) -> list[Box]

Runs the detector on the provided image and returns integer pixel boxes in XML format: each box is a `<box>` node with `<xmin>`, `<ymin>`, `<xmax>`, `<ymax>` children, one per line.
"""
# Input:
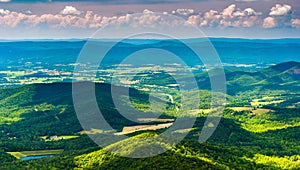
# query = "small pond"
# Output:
<box><xmin>21</xmin><ymin>155</ymin><xmax>55</xmax><ymax>161</ymax></box>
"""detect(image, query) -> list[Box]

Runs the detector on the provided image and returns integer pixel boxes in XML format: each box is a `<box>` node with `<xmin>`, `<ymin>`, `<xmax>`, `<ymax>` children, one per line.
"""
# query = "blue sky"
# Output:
<box><xmin>0</xmin><ymin>0</ymin><xmax>299</xmax><ymax>39</ymax></box>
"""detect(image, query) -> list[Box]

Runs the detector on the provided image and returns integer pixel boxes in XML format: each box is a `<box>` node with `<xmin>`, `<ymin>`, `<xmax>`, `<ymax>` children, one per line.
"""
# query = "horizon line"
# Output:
<box><xmin>1</xmin><ymin>37</ymin><xmax>300</xmax><ymax>42</ymax></box>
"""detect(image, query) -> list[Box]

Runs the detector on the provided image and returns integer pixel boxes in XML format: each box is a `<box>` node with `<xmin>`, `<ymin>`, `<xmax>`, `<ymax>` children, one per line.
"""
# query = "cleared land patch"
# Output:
<box><xmin>115</xmin><ymin>122</ymin><xmax>173</xmax><ymax>135</ymax></box>
<box><xmin>40</xmin><ymin>135</ymin><xmax>79</xmax><ymax>141</ymax></box>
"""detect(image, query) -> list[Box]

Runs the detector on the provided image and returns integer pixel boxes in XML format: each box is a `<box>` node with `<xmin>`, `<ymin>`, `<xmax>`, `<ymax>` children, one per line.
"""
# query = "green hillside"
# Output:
<box><xmin>0</xmin><ymin>62</ymin><xmax>299</xmax><ymax>169</ymax></box>
<box><xmin>195</xmin><ymin>61</ymin><xmax>300</xmax><ymax>95</ymax></box>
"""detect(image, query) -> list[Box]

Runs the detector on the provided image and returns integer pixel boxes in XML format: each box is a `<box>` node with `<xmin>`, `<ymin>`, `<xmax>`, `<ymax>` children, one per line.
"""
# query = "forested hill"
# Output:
<box><xmin>195</xmin><ymin>61</ymin><xmax>300</xmax><ymax>94</ymax></box>
<box><xmin>0</xmin><ymin>62</ymin><xmax>299</xmax><ymax>169</ymax></box>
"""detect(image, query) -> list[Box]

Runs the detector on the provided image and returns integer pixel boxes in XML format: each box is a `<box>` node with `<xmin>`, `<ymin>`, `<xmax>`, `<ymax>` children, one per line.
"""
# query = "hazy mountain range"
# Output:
<box><xmin>0</xmin><ymin>38</ymin><xmax>299</xmax><ymax>69</ymax></box>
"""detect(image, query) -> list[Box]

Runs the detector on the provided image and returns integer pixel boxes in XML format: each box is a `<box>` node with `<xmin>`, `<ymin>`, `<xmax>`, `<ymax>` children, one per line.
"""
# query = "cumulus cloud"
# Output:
<box><xmin>0</xmin><ymin>4</ymin><xmax>299</xmax><ymax>30</ymax></box>
<box><xmin>188</xmin><ymin>4</ymin><xmax>261</xmax><ymax>28</ymax></box>
<box><xmin>269</xmin><ymin>4</ymin><xmax>292</xmax><ymax>16</ymax></box>
<box><xmin>60</xmin><ymin>6</ymin><xmax>82</xmax><ymax>15</ymax></box>
<box><xmin>186</xmin><ymin>15</ymin><xmax>200</xmax><ymax>26</ymax></box>
<box><xmin>244</xmin><ymin>8</ymin><xmax>260</xmax><ymax>16</ymax></box>
<box><xmin>198</xmin><ymin>10</ymin><xmax>221</xmax><ymax>27</ymax></box>
<box><xmin>222</xmin><ymin>4</ymin><xmax>236</xmax><ymax>17</ymax></box>
<box><xmin>261</xmin><ymin>4</ymin><xmax>293</xmax><ymax>28</ymax></box>
<box><xmin>0</xmin><ymin>10</ymin><xmax>91</xmax><ymax>28</ymax></box>
<box><xmin>291</xmin><ymin>19</ymin><xmax>300</xmax><ymax>28</ymax></box>
<box><xmin>142</xmin><ymin>9</ymin><xmax>154</xmax><ymax>14</ymax></box>
<box><xmin>172</xmin><ymin>8</ymin><xmax>195</xmax><ymax>17</ymax></box>
<box><xmin>0</xmin><ymin>9</ymin><xmax>10</xmax><ymax>15</ymax></box>
<box><xmin>263</xmin><ymin>17</ymin><xmax>277</xmax><ymax>28</ymax></box>
<box><xmin>0</xmin><ymin>0</ymin><xmax>10</xmax><ymax>2</ymax></box>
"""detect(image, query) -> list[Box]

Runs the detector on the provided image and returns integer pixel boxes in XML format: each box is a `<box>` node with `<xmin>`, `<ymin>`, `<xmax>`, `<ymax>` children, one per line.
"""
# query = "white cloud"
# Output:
<box><xmin>291</xmin><ymin>19</ymin><xmax>300</xmax><ymax>28</ymax></box>
<box><xmin>142</xmin><ymin>9</ymin><xmax>154</xmax><ymax>14</ymax></box>
<box><xmin>199</xmin><ymin>10</ymin><xmax>221</xmax><ymax>27</ymax></box>
<box><xmin>60</xmin><ymin>6</ymin><xmax>82</xmax><ymax>15</ymax></box>
<box><xmin>244</xmin><ymin>8</ymin><xmax>261</xmax><ymax>16</ymax></box>
<box><xmin>269</xmin><ymin>4</ymin><xmax>292</xmax><ymax>16</ymax></box>
<box><xmin>0</xmin><ymin>4</ymin><xmax>299</xmax><ymax>30</ymax></box>
<box><xmin>195</xmin><ymin>4</ymin><xmax>262</xmax><ymax>28</ymax></box>
<box><xmin>183</xmin><ymin>5</ymin><xmax>263</xmax><ymax>28</ymax></box>
<box><xmin>222</xmin><ymin>4</ymin><xmax>236</xmax><ymax>17</ymax></box>
<box><xmin>0</xmin><ymin>9</ymin><xmax>10</xmax><ymax>15</ymax></box>
<box><xmin>262</xmin><ymin>4</ymin><xmax>293</xmax><ymax>28</ymax></box>
<box><xmin>186</xmin><ymin>15</ymin><xmax>200</xmax><ymax>25</ymax></box>
<box><xmin>0</xmin><ymin>0</ymin><xmax>10</xmax><ymax>2</ymax></box>
<box><xmin>172</xmin><ymin>8</ymin><xmax>195</xmax><ymax>17</ymax></box>
<box><xmin>0</xmin><ymin>11</ymin><xmax>27</xmax><ymax>28</ymax></box>
<box><xmin>263</xmin><ymin>17</ymin><xmax>277</xmax><ymax>28</ymax></box>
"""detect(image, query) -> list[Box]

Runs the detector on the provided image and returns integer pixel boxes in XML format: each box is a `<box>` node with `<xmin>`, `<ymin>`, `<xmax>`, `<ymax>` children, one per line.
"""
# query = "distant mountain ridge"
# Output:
<box><xmin>260</xmin><ymin>61</ymin><xmax>300</xmax><ymax>81</ymax></box>
<box><xmin>268</xmin><ymin>61</ymin><xmax>300</xmax><ymax>72</ymax></box>
<box><xmin>0</xmin><ymin>38</ymin><xmax>299</xmax><ymax>69</ymax></box>
<box><xmin>195</xmin><ymin>61</ymin><xmax>300</xmax><ymax>94</ymax></box>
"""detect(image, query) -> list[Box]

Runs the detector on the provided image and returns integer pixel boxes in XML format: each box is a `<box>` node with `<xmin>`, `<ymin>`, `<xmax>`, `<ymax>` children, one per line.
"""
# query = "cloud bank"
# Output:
<box><xmin>0</xmin><ymin>4</ymin><xmax>299</xmax><ymax>30</ymax></box>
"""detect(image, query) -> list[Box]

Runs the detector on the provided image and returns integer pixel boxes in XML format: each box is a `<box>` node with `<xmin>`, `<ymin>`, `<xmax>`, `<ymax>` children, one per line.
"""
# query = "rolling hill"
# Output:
<box><xmin>195</xmin><ymin>61</ymin><xmax>300</xmax><ymax>94</ymax></box>
<box><xmin>0</xmin><ymin>62</ymin><xmax>299</xmax><ymax>169</ymax></box>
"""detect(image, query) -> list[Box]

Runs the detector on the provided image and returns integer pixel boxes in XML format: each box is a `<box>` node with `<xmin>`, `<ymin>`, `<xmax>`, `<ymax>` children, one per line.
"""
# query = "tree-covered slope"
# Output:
<box><xmin>0</xmin><ymin>62</ymin><xmax>299</xmax><ymax>169</ymax></box>
<box><xmin>194</xmin><ymin>61</ymin><xmax>300</xmax><ymax>94</ymax></box>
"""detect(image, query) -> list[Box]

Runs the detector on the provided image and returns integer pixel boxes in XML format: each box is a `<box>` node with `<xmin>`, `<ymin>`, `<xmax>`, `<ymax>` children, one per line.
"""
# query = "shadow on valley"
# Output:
<box><xmin>0</xmin><ymin>82</ymin><xmax>174</xmax><ymax>152</ymax></box>
<box><xmin>0</xmin><ymin>61</ymin><xmax>298</xmax><ymax>169</ymax></box>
